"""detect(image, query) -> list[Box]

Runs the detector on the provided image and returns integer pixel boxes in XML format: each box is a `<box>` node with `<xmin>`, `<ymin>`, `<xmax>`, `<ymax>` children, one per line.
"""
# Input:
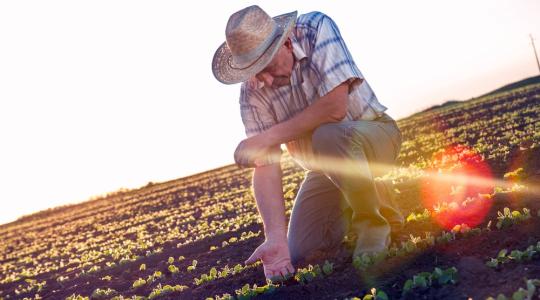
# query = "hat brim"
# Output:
<box><xmin>212</xmin><ymin>11</ymin><xmax>298</xmax><ymax>85</ymax></box>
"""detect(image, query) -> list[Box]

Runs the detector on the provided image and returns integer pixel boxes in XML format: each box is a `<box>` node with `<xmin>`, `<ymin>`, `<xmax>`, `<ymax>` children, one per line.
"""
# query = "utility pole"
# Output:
<box><xmin>530</xmin><ymin>34</ymin><xmax>540</xmax><ymax>74</ymax></box>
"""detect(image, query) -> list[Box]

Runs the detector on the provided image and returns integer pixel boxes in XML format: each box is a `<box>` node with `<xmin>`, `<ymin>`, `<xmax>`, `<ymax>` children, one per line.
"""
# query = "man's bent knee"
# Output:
<box><xmin>311</xmin><ymin>123</ymin><xmax>348</xmax><ymax>155</ymax></box>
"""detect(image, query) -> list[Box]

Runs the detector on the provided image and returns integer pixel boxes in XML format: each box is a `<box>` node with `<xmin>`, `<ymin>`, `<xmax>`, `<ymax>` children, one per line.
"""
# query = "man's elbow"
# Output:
<box><xmin>327</xmin><ymin>98</ymin><xmax>348</xmax><ymax>122</ymax></box>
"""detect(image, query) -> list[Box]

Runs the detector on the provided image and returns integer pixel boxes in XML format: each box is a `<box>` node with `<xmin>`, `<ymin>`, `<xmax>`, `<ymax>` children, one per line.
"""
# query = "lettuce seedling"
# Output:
<box><xmin>294</xmin><ymin>264</ymin><xmax>320</xmax><ymax>284</ymax></box>
<box><xmin>168</xmin><ymin>264</ymin><xmax>179</xmax><ymax>274</ymax></box>
<box><xmin>132</xmin><ymin>278</ymin><xmax>146</xmax><ymax>289</ymax></box>
<box><xmin>402</xmin><ymin>267</ymin><xmax>458</xmax><ymax>295</ymax></box>
<box><xmin>496</xmin><ymin>207</ymin><xmax>531</xmax><ymax>229</ymax></box>
<box><xmin>187</xmin><ymin>260</ymin><xmax>198</xmax><ymax>272</ymax></box>
<box><xmin>235</xmin><ymin>280</ymin><xmax>278</xmax><ymax>300</ymax></box>
<box><xmin>322</xmin><ymin>260</ymin><xmax>334</xmax><ymax>275</ymax></box>
<box><xmin>361</xmin><ymin>288</ymin><xmax>389</xmax><ymax>300</ymax></box>
<box><xmin>91</xmin><ymin>288</ymin><xmax>118</xmax><ymax>299</ymax></box>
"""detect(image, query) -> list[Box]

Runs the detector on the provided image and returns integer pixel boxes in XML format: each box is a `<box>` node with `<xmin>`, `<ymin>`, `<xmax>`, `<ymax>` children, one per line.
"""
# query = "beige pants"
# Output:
<box><xmin>287</xmin><ymin>113</ymin><xmax>403</xmax><ymax>263</ymax></box>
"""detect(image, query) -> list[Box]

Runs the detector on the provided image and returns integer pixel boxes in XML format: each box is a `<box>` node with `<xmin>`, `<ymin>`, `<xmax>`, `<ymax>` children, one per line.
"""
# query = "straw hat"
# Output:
<box><xmin>212</xmin><ymin>5</ymin><xmax>297</xmax><ymax>84</ymax></box>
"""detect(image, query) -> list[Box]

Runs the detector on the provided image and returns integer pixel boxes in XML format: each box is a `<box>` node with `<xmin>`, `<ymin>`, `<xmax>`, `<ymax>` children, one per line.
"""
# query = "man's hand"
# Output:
<box><xmin>234</xmin><ymin>135</ymin><xmax>274</xmax><ymax>168</ymax></box>
<box><xmin>245</xmin><ymin>239</ymin><xmax>295</xmax><ymax>281</ymax></box>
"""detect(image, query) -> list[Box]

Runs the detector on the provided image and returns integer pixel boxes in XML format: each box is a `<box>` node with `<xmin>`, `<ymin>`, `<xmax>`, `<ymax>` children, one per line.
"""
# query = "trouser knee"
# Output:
<box><xmin>311</xmin><ymin>123</ymin><xmax>349</xmax><ymax>156</ymax></box>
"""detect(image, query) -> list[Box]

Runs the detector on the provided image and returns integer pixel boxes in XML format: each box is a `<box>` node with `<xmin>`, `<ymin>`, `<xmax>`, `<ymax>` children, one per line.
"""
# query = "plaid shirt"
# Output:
<box><xmin>239</xmin><ymin>11</ymin><xmax>387</xmax><ymax>169</ymax></box>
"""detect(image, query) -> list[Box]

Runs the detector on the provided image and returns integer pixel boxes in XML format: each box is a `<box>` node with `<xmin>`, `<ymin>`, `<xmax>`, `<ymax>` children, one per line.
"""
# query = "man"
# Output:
<box><xmin>212</xmin><ymin>5</ymin><xmax>403</xmax><ymax>280</ymax></box>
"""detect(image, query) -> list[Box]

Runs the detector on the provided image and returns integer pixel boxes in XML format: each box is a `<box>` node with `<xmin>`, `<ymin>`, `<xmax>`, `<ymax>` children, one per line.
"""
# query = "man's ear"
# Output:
<box><xmin>284</xmin><ymin>37</ymin><xmax>293</xmax><ymax>50</ymax></box>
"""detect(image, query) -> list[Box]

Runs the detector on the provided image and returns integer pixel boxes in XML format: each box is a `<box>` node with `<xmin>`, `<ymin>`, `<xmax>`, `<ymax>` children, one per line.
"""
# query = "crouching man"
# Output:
<box><xmin>211</xmin><ymin>5</ymin><xmax>403</xmax><ymax>280</ymax></box>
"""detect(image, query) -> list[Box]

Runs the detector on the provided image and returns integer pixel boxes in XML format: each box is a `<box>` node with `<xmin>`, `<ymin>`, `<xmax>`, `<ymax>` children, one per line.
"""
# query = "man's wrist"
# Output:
<box><xmin>265</xmin><ymin>227</ymin><xmax>288</xmax><ymax>242</ymax></box>
<box><xmin>261</xmin><ymin>128</ymin><xmax>279</xmax><ymax>148</ymax></box>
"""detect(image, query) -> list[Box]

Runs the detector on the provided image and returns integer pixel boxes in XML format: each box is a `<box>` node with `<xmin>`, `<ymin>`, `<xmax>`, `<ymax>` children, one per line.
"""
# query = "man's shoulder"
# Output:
<box><xmin>296</xmin><ymin>11</ymin><xmax>329</xmax><ymax>30</ymax></box>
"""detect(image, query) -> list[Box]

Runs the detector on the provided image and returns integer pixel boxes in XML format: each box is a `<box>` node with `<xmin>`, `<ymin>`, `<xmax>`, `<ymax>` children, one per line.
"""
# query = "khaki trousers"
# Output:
<box><xmin>287</xmin><ymin>113</ymin><xmax>403</xmax><ymax>263</ymax></box>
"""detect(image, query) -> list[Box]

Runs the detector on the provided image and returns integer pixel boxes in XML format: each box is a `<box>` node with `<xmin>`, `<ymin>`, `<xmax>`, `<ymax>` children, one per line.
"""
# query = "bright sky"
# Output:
<box><xmin>1</xmin><ymin>0</ymin><xmax>539</xmax><ymax>226</ymax></box>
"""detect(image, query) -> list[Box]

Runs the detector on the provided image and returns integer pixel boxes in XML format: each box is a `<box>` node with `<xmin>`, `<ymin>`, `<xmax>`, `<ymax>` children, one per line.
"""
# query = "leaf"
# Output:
<box><xmin>526</xmin><ymin>279</ymin><xmax>536</xmax><ymax>298</ymax></box>
<box><xmin>376</xmin><ymin>290</ymin><xmax>389</xmax><ymax>300</ymax></box>
<box><xmin>403</xmin><ymin>279</ymin><xmax>413</xmax><ymax>293</ymax></box>
<box><xmin>322</xmin><ymin>260</ymin><xmax>334</xmax><ymax>275</ymax></box>
<box><xmin>498</xmin><ymin>249</ymin><xmax>508</xmax><ymax>258</ymax></box>
<box><xmin>413</xmin><ymin>275</ymin><xmax>428</xmax><ymax>288</ymax></box>
<box><xmin>486</xmin><ymin>258</ymin><xmax>499</xmax><ymax>268</ymax></box>
<box><xmin>511</xmin><ymin>289</ymin><xmax>526</xmax><ymax>300</ymax></box>
<box><xmin>438</xmin><ymin>273</ymin><xmax>451</xmax><ymax>285</ymax></box>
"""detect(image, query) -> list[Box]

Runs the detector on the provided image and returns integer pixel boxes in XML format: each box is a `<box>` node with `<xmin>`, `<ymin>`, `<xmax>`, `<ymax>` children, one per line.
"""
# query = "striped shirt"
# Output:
<box><xmin>239</xmin><ymin>11</ymin><xmax>387</xmax><ymax>169</ymax></box>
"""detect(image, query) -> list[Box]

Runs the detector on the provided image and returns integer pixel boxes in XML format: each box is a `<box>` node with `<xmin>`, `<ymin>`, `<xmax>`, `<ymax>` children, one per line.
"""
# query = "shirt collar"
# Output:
<box><xmin>291</xmin><ymin>35</ymin><xmax>307</xmax><ymax>63</ymax></box>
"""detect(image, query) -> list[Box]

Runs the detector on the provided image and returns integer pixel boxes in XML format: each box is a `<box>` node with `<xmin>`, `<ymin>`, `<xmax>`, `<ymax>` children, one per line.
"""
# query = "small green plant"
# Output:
<box><xmin>294</xmin><ymin>264</ymin><xmax>322</xmax><ymax>284</ymax></box>
<box><xmin>139</xmin><ymin>263</ymin><xmax>146</xmax><ymax>271</ymax></box>
<box><xmin>406</xmin><ymin>208</ymin><xmax>431</xmax><ymax>223</ymax></box>
<box><xmin>322</xmin><ymin>260</ymin><xmax>334</xmax><ymax>275</ymax></box>
<box><xmin>436</xmin><ymin>231</ymin><xmax>456</xmax><ymax>244</ymax></box>
<box><xmin>145</xmin><ymin>271</ymin><xmax>163</xmax><ymax>284</ymax></box>
<box><xmin>353</xmin><ymin>252</ymin><xmax>387</xmax><ymax>271</ymax></box>
<box><xmin>187</xmin><ymin>260</ymin><xmax>198</xmax><ymax>272</ymax></box>
<box><xmin>496</xmin><ymin>207</ymin><xmax>531</xmax><ymax>229</ymax></box>
<box><xmin>194</xmin><ymin>267</ymin><xmax>219</xmax><ymax>285</ymax></box>
<box><xmin>168</xmin><ymin>264</ymin><xmax>180</xmax><ymax>274</ymax></box>
<box><xmin>168</xmin><ymin>256</ymin><xmax>175</xmax><ymax>264</ymax></box>
<box><xmin>132</xmin><ymin>278</ymin><xmax>146</xmax><ymax>289</ymax></box>
<box><xmin>486</xmin><ymin>242</ymin><xmax>540</xmax><ymax>268</ymax></box>
<box><xmin>358</xmin><ymin>288</ymin><xmax>389</xmax><ymax>300</ymax></box>
<box><xmin>486</xmin><ymin>278</ymin><xmax>540</xmax><ymax>300</ymax></box>
<box><xmin>91</xmin><ymin>288</ymin><xmax>118</xmax><ymax>299</ymax></box>
<box><xmin>234</xmin><ymin>280</ymin><xmax>278</xmax><ymax>300</ymax></box>
<box><xmin>148</xmin><ymin>283</ymin><xmax>188</xmax><ymax>299</ymax></box>
<box><xmin>402</xmin><ymin>267</ymin><xmax>458</xmax><ymax>295</ymax></box>
<box><xmin>56</xmin><ymin>275</ymin><xmax>70</xmax><ymax>288</ymax></box>
<box><xmin>503</xmin><ymin>167</ymin><xmax>524</xmax><ymax>180</ymax></box>
<box><xmin>65</xmin><ymin>294</ymin><xmax>89</xmax><ymax>300</ymax></box>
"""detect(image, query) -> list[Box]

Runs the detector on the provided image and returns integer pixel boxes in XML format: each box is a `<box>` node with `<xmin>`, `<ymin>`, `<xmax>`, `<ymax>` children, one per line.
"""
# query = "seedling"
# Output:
<box><xmin>91</xmin><ymin>288</ymin><xmax>118</xmax><ymax>299</ymax></box>
<box><xmin>132</xmin><ymin>278</ymin><xmax>146</xmax><ymax>289</ymax></box>
<box><xmin>486</xmin><ymin>278</ymin><xmax>540</xmax><ymax>300</ymax></box>
<box><xmin>503</xmin><ymin>167</ymin><xmax>524</xmax><ymax>180</ymax></box>
<box><xmin>148</xmin><ymin>283</ymin><xmax>188</xmax><ymax>299</ymax></box>
<box><xmin>406</xmin><ymin>209</ymin><xmax>431</xmax><ymax>223</ymax></box>
<box><xmin>294</xmin><ymin>264</ymin><xmax>322</xmax><ymax>284</ymax></box>
<box><xmin>322</xmin><ymin>260</ymin><xmax>334</xmax><ymax>275</ymax></box>
<box><xmin>187</xmin><ymin>260</ymin><xmax>198</xmax><ymax>272</ymax></box>
<box><xmin>402</xmin><ymin>267</ymin><xmax>458</xmax><ymax>295</ymax></box>
<box><xmin>168</xmin><ymin>264</ymin><xmax>179</xmax><ymax>274</ymax></box>
<box><xmin>234</xmin><ymin>280</ymin><xmax>278</xmax><ymax>299</ymax></box>
<box><xmin>496</xmin><ymin>207</ymin><xmax>531</xmax><ymax>229</ymax></box>
<box><xmin>486</xmin><ymin>242</ymin><xmax>539</xmax><ymax>268</ymax></box>
<box><xmin>359</xmin><ymin>288</ymin><xmax>389</xmax><ymax>300</ymax></box>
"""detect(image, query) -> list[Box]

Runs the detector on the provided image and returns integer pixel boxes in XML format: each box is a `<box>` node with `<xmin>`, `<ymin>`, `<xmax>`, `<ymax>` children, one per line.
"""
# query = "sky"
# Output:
<box><xmin>0</xmin><ymin>0</ymin><xmax>539</xmax><ymax>226</ymax></box>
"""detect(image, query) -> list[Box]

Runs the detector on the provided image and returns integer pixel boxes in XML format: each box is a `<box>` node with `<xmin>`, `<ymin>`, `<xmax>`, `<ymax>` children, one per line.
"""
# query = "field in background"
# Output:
<box><xmin>1</xmin><ymin>80</ymin><xmax>540</xmax><ymax>299</ymax></box>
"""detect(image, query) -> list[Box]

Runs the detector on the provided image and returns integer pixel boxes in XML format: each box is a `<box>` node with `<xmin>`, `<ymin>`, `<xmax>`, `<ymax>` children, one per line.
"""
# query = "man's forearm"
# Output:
<box><xmin>262</xmin><ymin>82</ymin><xmax>349</xmax><ymax>146</ymax></box>
<box><xmin>252</xmin><ymin>163</ymin><xmax>287</xmax><ymax>241</ymax></box>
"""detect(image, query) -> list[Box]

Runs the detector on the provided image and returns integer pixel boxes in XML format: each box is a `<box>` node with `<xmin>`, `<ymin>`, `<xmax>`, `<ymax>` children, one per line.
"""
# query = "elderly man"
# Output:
<box><xmin>212</xmin><ymin>5</ymin><xmax>403</xmax><ymax>280</ymax></box>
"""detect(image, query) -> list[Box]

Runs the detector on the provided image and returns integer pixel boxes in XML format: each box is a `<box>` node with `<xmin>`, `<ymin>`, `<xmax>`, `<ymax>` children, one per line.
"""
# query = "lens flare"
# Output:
<box><xmin>420</xmin><ymin>145</ymin><xmax>494</xmax><ymax>230</ymax></box>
